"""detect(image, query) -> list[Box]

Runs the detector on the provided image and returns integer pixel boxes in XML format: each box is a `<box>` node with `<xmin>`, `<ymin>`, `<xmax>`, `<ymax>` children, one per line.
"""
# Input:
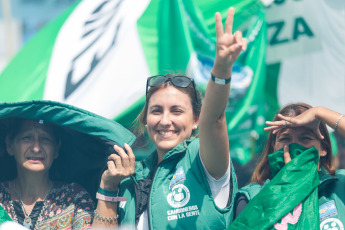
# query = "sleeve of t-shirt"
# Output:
<box><xmin>199</xmin><ymin>153</ymin><xmax>231</xmax><ymax>209</ymax></box>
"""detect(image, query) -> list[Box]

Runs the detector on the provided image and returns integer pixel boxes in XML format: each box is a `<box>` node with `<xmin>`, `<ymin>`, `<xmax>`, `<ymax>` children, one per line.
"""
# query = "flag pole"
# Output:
<box><xmin>1</xmin><ymin>0</ymin><xmax>15</xmax><ymax>60</ymax></box>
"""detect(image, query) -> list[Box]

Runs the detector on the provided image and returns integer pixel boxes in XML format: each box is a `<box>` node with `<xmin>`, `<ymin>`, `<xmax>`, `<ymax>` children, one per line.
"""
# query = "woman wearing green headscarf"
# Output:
<box><xmin>0</xmin><ymin>100</ymin><xmax>136</xmax><ymax>229</ymax></box>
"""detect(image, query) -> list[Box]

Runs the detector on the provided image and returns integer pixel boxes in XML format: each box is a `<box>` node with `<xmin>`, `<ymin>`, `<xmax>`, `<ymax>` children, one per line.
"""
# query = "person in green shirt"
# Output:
<box><xmin>233</xmin><ymin>103</ymin><xmax>345</xmax><ymax>230</ymax></box>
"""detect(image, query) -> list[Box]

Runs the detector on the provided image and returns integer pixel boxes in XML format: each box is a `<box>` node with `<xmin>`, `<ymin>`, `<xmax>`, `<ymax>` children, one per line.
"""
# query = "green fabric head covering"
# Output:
<box><xmin>0</xmin><ymin>100</ymin><xmax>136</xmax><ymax>200</ymax></box>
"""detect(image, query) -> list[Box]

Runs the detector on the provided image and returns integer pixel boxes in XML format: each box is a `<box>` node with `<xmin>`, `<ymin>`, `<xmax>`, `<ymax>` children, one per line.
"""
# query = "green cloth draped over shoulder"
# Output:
<box><xmin>229</xmin><ymin>143</ymin><xmax>320</xmax><ymax>230</ymax></box>
<box><xmin>0</xmin><ymin>206</ymin><xmax>11</xmax><ymax>224</ymax></box>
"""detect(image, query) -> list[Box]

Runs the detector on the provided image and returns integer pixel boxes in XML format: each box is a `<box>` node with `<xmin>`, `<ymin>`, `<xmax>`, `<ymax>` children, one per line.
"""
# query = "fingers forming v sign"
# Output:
<box><xmin>213</xmin><ymin>7</ymin><xmax>247</xmax><ymax>78</ymax></box>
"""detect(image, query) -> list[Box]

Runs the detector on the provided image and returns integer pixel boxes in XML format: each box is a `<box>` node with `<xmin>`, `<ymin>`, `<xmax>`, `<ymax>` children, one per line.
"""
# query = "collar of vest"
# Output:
<box><xmin>132</xmin><ymin>138</ymin><xmax>196</xmax><ymax>182</ymax></box>
<box><xmin>319</xmin><ymin>168</ymin><xmax>338</xmax><ymax>186</ymax></box>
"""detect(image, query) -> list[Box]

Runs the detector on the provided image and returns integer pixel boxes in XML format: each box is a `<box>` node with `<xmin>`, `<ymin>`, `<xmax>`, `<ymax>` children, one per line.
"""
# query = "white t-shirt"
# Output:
<box><xmin>0</xmin><ymin>222</ymin><xmax>29</xmax><ymax>230</ymax></box>
<box><xmin>136</xmin><ymin>153</ymin><xmax>231</xmax><ymax>230</ymax></box>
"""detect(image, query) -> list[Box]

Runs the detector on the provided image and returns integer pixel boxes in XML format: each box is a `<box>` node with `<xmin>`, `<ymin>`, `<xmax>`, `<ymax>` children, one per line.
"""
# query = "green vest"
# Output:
<box><xmin>231</xmin><ymin>143</ymin><xmax>320</xmax><ymax>229</ymax></box>
<box><xmin>238</xmin><ymin>170</ymin><xmax>345</xmax><ymax>230</ymax></box>
<box><xmin>236</xmin><ymin>148</ymin><xmax>345</xmax><ymax>229</ymax></box>
<box><xmin>118</xmin><ymin>138</ymin><xmax>238</xmax><ymax>229</ymax></box>
<box><xmin>318</xmin><ymin>169</ymin><xmax>345</xmax><ymax>230</ymax></box>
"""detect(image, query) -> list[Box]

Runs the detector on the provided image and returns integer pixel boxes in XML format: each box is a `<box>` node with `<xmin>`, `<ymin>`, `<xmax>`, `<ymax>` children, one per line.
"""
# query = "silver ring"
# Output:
<box><xmin>285</xmin><ymin>120</ymin><xmax>288</xmax><ymax>127</ymax></box>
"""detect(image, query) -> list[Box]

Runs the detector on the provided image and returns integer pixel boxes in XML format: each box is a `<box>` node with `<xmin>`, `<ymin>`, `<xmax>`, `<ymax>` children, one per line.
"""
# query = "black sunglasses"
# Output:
<box><xmin>146</xmin><ymin>75</ymin><xmax>199</xmax><ymax>103</ymax></box>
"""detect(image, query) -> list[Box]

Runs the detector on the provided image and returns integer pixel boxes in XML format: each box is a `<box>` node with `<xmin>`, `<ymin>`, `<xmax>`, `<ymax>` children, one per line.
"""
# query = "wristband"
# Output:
<box><xmin>211</xmin><ymin>73</ymin><xmax>231</xmax><ymax>85</ymax></box>
<box><xmin>96</xmin><ymin>192</ymin><xmax>127</xmax><ymax>202</ymax></box>
<box><xmin>98</xmin><ymin>187</ymin><xmax>119</xmax><ymax>196</ymax></box>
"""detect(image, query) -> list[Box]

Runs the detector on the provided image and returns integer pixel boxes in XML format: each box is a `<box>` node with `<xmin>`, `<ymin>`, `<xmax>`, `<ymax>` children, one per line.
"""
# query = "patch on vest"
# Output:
<box><xmin>320</xmin><ymin>218</ymin><xmax>344</xmax><ymax>230</ymax></box>
<box><xmin>166</xmin><ymin>184</ymin><xmax>200</xmax><ymax>221</ymax></box>
<box><xmin>167</xmin><ymin>184</ymin><xmax>190</xmax><ymax>208</ymax></box>
<box><xmin>320</xmin><ymin>200</ymin><xmax>338</xmax><ymax>221</ymax></box>
<box><xmin>169</xmin><ymin>166</ymin><xmax>186</xmax><ymax>190</ymax></box>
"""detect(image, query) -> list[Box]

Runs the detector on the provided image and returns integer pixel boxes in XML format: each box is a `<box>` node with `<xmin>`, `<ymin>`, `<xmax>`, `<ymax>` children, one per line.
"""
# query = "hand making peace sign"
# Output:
<box><xmin>212</xmin><ymin>7</ymin><xmax>247</xmax><ymax>79</ymax></box>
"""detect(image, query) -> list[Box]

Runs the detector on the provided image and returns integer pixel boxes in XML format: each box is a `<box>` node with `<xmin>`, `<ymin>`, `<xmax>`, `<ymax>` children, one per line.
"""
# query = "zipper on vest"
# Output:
<box><xmin>147</xmin><ymin>164</ymin><xmax>160</xmax><ymax>230</ymax></box>
<box><xmin>147</xmin><ymin>151</ymin><xmax>185</xmax><ymax>229</ymax></box>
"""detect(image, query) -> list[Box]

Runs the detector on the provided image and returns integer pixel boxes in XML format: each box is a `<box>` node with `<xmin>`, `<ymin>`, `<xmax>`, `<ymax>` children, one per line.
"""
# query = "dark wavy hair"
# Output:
<box><xmin>251</xmin><ymin>103</ymin><xmax>335</xmax><ymax>185</ymax></box>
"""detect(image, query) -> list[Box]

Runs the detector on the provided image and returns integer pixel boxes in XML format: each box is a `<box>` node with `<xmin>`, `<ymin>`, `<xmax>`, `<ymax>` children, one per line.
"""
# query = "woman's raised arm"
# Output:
<box><xmin>198</xmin><ymin>7</ymin><xmax>246</xmax><ymax>179</ymax></box>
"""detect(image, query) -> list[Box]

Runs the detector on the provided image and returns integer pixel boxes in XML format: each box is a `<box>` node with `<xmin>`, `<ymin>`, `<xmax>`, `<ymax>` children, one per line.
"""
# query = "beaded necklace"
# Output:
<box><xmin>13</xmin><ymin>181</ymin><xmax>51</xmax><ymax>229</ymax></box>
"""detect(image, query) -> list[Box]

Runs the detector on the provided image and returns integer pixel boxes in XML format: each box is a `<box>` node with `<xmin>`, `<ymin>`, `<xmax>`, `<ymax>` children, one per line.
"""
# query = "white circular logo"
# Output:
<box><xmin>321</xmin><ymin>218</ymin><xmax>344</xmax><ymax>230</ymax></box>
<box><xmin>167</xmin><ymin>184</ymin><xmax>190</xmax><ymax>208</ymax></box>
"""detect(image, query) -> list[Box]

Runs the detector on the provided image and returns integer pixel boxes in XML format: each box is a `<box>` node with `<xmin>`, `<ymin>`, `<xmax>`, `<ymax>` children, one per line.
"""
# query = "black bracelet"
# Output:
<box><xmin>211</xmin><ymin>73</ymin><xmax>231</xmax><ymax>85</ymax></box>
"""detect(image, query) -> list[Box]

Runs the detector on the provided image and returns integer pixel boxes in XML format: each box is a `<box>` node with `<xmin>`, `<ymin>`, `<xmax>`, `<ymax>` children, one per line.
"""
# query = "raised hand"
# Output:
<box><xmin>100</xmin><ymin>143</ymin><xmax>135</xmax><ymax>190</ymax></box>
<box><xmin>212</xmin><ymin>7</ymin><xmax>247</xmax><ymax>78</ymax></box>
<box><xmin>264</xmin><ymin>108</ymin><xmax>324</xmax><ymax>140</ymax></box>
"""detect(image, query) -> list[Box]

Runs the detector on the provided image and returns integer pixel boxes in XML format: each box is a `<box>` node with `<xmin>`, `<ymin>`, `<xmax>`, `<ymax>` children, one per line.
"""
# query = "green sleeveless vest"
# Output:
<box><xmin>118</xmin><ymin>139</ymin><xmax>238</xmax><ymax>229</ymax></box>
<box><xmin>318</xmin><ymin>169</ymin><xmax>345</xmax><ymax>230</ymax></box>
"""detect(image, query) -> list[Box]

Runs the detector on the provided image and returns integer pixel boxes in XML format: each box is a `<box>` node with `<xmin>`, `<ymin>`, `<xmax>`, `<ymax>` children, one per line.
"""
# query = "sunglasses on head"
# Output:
<box><xmin>146</xmin><ymin>75</ymin><xmax>199</xmax><ymax>103</ymax></box>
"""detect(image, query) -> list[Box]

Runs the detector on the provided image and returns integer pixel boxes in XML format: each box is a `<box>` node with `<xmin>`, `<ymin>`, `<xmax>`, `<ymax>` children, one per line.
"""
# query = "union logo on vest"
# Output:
<box><xmin>167</xmin><ymin>184</ymin><xmax>190</xmax><ymax>208</ymax></box>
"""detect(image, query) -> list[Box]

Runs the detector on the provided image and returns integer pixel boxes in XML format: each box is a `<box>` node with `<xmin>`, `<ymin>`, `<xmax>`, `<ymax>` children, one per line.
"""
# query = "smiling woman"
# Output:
<box><xmin>93</xmin><ymin>7</ymin><xmax>248</xmax><ymax>230</ymax></box>
<box><xmin>144</xmin><ymin>82</ymin><xmax>199</xmax><ymax>162</ymax></box>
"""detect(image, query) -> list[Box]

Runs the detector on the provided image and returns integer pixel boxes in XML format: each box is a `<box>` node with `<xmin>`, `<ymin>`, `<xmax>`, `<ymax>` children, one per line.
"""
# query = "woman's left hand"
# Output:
<box><xmin>212</xmin><ymin>7</ymin><xmax>247</xmax><ymax>78</ymax></box>
<box><xmin>99</xmin><ymin>143</ymin><xmax>135</xmax><ymax>190</ymax></box>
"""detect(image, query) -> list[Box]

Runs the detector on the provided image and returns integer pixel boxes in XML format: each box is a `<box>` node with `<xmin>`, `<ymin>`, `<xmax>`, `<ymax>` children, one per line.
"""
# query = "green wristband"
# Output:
<box><xmin>98</xmin><ymin>187</ymin><xmax>119</xmax><ymax>197</ymax></box>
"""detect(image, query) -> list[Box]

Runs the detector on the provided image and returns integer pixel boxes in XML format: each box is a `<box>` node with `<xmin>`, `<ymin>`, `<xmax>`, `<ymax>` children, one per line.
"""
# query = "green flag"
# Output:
<box><xmin>0</xmin><ymin>0</ymin><xmax>267</xmax><ymax>163</ymax></box>
<box><xmin>229</xmin><ymin>143</ymin><xmax>320</xmax><ymax>229</ymax></box>
<box><xmin>153</xmin><ymin>0</ymin><xmax>267</xmax><ymax>164</ymax></box>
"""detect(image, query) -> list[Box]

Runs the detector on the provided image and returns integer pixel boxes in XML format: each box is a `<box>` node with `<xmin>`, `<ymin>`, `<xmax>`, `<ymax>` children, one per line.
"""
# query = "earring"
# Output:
<box><xmin>193</xmin><ymin>125</ymin><xmax>198</xmax><ymax>130</ymax></box>
<box><xmin>145</xmin><ymin>124</ymin><xmax>147</xmax><ymax>128</ymax></box>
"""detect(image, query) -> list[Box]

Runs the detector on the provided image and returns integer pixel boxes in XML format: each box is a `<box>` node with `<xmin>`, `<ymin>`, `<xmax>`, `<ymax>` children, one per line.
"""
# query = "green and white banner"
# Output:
<box><xmin>0</xmin><ymin>0</ymin><xmax>151</xmax><ymax>121</ymax></box>
<box><xmin>0</xmin><ymin>0</ymin><xmax>267</xmax><ymax>164</ymax></box>
<box><xmin>266</xmin><ymin>0</ymin><xmax>345</xmax><ymax>115</ymax></box>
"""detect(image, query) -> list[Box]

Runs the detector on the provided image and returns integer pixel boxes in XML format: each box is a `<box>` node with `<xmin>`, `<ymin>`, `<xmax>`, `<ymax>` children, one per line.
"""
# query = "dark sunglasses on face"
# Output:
<box><xmin>146</xmin><ymin>75</ymin><xmax>199</xmax><ymax>103</ymax></box>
